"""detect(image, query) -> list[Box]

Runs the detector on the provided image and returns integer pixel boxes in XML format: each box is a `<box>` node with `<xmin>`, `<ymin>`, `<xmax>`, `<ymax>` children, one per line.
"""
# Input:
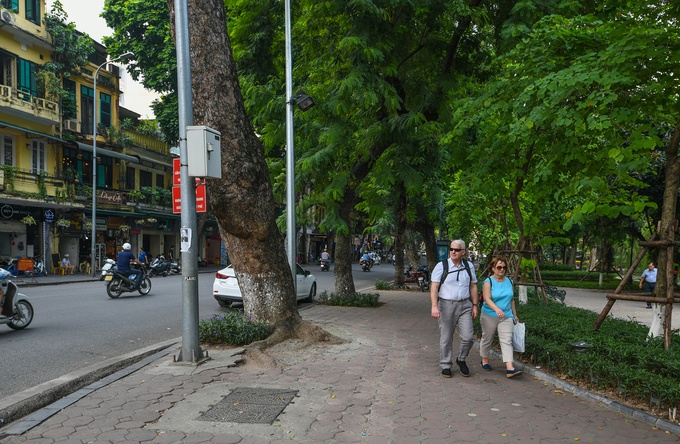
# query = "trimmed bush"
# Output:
<box><xmin>317</xmin><ymin>290</ymin><xmax>380</xmax><ymax>307</ymax></box>
<box><xmin>199</xmin><ymin>312</ymin><xmax>272</xmax><ymax>345</ymax></box>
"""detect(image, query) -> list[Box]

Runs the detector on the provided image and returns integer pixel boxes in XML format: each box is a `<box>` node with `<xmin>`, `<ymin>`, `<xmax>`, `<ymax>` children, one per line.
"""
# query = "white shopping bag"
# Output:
<box><xmin>512</xmin><ymin>322</ymin><xmax>526</xmax><ymax>353</ymax></box>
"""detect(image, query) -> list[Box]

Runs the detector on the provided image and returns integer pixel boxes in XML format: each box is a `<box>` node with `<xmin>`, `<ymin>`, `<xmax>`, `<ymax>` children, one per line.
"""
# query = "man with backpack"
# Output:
<box><xmin>430</xmin><ymin>239</ymin><xmax>479</xmax><ymax>378</ymax></box>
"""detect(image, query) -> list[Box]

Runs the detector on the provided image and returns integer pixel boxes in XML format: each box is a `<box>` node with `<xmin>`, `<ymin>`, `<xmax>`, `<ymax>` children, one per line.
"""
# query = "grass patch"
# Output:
<box><xmin>317</xmin><ymin>290</ymin><xmax>381</xmax><ymax>307</ymax></box>
<box><xmin>199</xmin><ymin>312</ymin><xmax>273</xmax><ymax>345</ymax></box>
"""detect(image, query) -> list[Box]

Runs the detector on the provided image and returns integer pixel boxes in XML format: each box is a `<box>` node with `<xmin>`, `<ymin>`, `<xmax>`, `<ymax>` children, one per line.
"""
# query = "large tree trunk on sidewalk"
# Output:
<box><xmin>334</xmin><ymin>193</ymin><xmax>356</xmax><ymax>294</ymax></box>
<box><xmin>648</xmin><ymin>122</ymin><xmax>680</xmax><ymax>339</ymax></box>
<box><xmin>393</xmin><ymin>185</ymin><xmax>407</xmax><ymax>287</ymax></box>
<box><xmin>169</xmin><ymin>0</ymin><xmax>338</xmax><ymax>347</ymax></box>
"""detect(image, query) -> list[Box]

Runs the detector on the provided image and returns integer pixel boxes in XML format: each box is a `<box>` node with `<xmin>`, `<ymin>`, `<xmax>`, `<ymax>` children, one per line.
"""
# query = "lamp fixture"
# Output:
<box><xmin>293</xmin><ymin>90</ymin><xmax>315</xmax><ymax>111</ymax></box>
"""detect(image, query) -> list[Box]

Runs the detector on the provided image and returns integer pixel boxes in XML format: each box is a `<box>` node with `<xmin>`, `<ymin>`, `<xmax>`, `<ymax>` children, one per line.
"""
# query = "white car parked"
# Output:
<box><xmin>213</xmin><ymin>264</ymin><xmax>317</xmax><ymax>307</ymax></box>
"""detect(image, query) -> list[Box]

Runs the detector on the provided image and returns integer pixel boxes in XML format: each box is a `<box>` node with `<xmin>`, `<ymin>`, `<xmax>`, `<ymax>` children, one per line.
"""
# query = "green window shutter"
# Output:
<box><xmin>100</xmin><ymin>93</ymin><xmax>111</xmax><ymax>127</ymax></box>
<box><xmin>25</xmin><ymin>0</ymin><xmax>39</xmax><ymax>23</ymax></box>
<box><xmin>1</xmin><ymin>0</ymin><xmax>18</xmax><ymax>12</ymax></box>
<box><xmin>18</xmin><ymin>59</ymin><xmax>37</xmax><ymax>99</ymax></box>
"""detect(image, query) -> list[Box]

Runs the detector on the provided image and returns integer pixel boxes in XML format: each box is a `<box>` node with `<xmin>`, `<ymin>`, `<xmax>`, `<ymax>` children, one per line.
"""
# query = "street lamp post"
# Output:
<box><xmin>90</xmin><ymin>52</ymin><xmax>133</xmax><ymax>277</ymax></box>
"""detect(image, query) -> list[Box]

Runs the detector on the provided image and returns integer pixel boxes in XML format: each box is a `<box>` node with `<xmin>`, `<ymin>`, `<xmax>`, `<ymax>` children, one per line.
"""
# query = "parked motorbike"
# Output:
<box><xmin>361</xmin><ymin>258</ymin><xmax>372</xmax><ymax>272</ymax></box>
<box><xmin>320</xmin><ymin>259</ymin><xmax>331</xmax><ymax>272</ymax></box>
<box><xmin>404</xmin><ymin>265</ymin><xmax>430</xmax><ymax>292</ymax></box>
<box><xmin>99</xmin><ymin>258</ymin><xmax>117</xmax><ymax>281</ymax></box>
<box><xmin>148</xmin><ymin>255</ymin><xmax>172</xmax><ymax>277</ymax></box>
<box><xmin>0</xmin><ymin>270</ymin><xmax>33</xmax><ymax>330</ymax></box>
<box><xmin>15</xmin><ymin>257</ymin><xmax>48</xmax><ymax>278</ymax></box>
<box><xmin>169</xmin><ymin>259</ymin><xmax>181</xmax><ymax>275</ymax></box>
<box><xmin>105</xmin><ymin>265</ymin><xmax>151</xmax><ymax>298</ymax></box>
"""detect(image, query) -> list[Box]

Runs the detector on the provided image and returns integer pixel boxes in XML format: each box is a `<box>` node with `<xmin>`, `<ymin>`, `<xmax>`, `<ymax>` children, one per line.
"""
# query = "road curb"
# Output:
<box><xmin>0</xmin><ymin>337</ymin><xmax>180</xmax><ymax>432</ymax></box>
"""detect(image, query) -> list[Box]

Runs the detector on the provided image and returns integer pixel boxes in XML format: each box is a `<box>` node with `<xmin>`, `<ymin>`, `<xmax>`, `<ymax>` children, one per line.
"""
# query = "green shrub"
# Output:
<box><xmin>317</xmin><ymin>291</ymin><xmax>380</xmax><ymax>307</ymax></box>
<box><xmin>539</xmin><ymin>263</ymin><xmax>576</xmax><ymax>272</ymax></box>
<box><xmin>375</xmin><ymin>280</ymin><xmax>392</xmax><ymax>290</ymax></box>
<box><xmin>199</xmin><ymin>312</ymin><xmax>272</xmax><ymax>345</ymax></box>
<box><xmin>516</xmin><ymin>298</ymin><xmax>680</xmax><ymax>410</ymax></box>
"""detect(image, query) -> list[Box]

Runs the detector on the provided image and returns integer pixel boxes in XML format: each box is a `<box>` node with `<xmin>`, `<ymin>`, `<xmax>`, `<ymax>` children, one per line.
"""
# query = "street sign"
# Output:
<box><xmin>173</xmin><ymin>183</ymin><xmax>206</xmax><ymax>214</ymax></box>
<box><xmin>172</xmin><ymin>158</ymin><xmax>207</xmax><ymax>214</ymax></box>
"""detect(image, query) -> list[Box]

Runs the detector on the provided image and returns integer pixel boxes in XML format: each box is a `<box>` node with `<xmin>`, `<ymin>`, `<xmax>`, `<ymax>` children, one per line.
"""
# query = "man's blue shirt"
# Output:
<box><xmin>117</xmin><ymin>251</ymin><xmax>135</xmax><ymax>271</ymax></box>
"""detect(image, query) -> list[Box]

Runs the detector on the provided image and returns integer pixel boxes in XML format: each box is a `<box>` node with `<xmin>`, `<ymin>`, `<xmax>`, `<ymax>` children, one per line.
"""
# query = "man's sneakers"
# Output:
<box><xmin>456</xmin><ymin>360</ymin><xmax>470</xmax><ymax>377</ymax></box>
<box><xmin>442</xmin><ymin>361</ymin><xmax>471</xmax><ymax>378</ymax></box>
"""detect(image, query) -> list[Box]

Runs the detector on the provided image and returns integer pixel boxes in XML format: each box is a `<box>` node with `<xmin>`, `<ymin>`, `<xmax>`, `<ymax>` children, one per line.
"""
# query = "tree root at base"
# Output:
<box><xmin>244</xmin><ymin>320</ymin><xmax>345</xmax><ymax>368</ymax></box>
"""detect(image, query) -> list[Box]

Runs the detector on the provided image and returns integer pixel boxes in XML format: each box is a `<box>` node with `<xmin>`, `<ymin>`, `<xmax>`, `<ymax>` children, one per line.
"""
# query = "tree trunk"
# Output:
<box><xmin>393</xmin><ymin>186</ymin><xmax>407</xmax><ymax>287</ymax></box>
<box><xmin>168</xmin><ymin>0</ymin><xmax>305</xmax><ymax>337</ymax></box>
<box><xmin>649</xmin><ymin>122</ymin><xmax>680</xmax><ymax>339</ymax></box>
<box><xmin>334</xmin><ymin>193</ymin><xmax>356</xmax><ymax>294</ymax></box>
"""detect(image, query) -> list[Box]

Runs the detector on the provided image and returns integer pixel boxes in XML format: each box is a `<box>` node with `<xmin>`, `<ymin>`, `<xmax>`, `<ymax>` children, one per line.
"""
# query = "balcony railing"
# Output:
<box><xmin>124</xmin><ymin>129</ymin><xmax>167</xmax><ymax>154</ymax></box>
<box><xmin>0</xmin><ymin>84</ymin><xmax>59</xmax><ymax>125</ymax></box>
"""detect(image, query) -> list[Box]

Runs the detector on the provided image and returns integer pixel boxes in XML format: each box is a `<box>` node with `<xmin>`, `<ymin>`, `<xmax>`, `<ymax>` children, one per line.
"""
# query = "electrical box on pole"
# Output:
<box><xmin>186</xmin><ymin>126</ymin><xmax>222</xmax><ymax>178</ymax></box>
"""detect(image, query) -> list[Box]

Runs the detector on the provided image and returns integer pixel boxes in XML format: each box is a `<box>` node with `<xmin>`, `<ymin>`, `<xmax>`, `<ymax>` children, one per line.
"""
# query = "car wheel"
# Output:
<box><xmin>304</xmin><ymin>283</ymin><xmax>316</xmax><ymax>303</ymax></box>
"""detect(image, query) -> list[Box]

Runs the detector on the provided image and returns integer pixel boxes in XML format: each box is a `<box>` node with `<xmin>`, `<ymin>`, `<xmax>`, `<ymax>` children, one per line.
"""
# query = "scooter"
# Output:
<box><xmin>148</xmin><ymin>255</ymin><xmax>172</xmax><ymax>277</ymax></box>
<box><xmin>320</xmin><ymin>259</ymin><xmax>331</xmax><ymax>272</ymax></box>
<box><xmin>105</xmin><ymin>265</ymin><xmax>151</xmax><ymax>298</ymax></box>
<box><xmin>99</xmin><ymin>258</ymin><xmax>117</xmax><ymax>281</ymax></box>
<box><xmin>404</xmin><ymin>265</ymin><xmax>430</xmax><ymax>292</ymax></box>
<box><xmin>26</xmin><ymin>257</ymin><xmax>48</xmax><ymax>277</ymax></box>
<box><xmin>361</xmin><ymin>258</ymin><xmax>372</xmax><ymax>272</ymax></box>
<box><xmin>0</xmin><ymin>270</ymin><xmax>33</xmax><ymax>330</ymax></box>
<box><xmin>169</xmin><ymin>259</ymin><xmax>181</xmax><ymax>275</ymax></box>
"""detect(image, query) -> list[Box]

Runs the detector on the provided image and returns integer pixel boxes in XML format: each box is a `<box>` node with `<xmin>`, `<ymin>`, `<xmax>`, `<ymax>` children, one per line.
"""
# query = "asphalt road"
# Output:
<box><xmin>0</xmin><ymin>262</ymin><xmax>396</xmax><ymax>400</ymax></box>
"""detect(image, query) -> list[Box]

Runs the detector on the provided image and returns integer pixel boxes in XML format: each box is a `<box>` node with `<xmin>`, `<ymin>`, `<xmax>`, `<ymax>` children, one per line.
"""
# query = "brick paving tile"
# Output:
<box><xmin>121</xmin><ymin>428</ymin><xmax>159</xmax><ymax>442</ymax></box>
<box><xmin>86</xmin><ymin>429</ymin><xmax>129</xmax><ymax>442</ymax></box>
<box><xmin>149</xmin><ymin>430</ymin><xmax>186</xmax><ymax>443</ymax></box>
<box><xmin>206</xmin><ymin>435</ymin><xmax>244</xmax><ymax>444</ymax></box>
<box><xmin>238</xmin><ymin>437</ymin><xmax>272</xmax><ymax>444</ymax></box>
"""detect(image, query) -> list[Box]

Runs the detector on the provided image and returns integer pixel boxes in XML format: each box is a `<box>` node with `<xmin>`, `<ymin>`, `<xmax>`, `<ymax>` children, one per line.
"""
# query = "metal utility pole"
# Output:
<box><xmin>174</xmin><ymin>0</ymin><xmax>202</xmax><ymax>363</ymax></box>
<box><xmin>284</xmin><ymin>0</ymin><xmax>296</xmax><ymax>288</ymax></box>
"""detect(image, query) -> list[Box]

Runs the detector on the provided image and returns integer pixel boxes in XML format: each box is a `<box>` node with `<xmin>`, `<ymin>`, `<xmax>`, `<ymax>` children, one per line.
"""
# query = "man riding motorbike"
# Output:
<box><xmin>117</xmin><ymin>243</ymin><xmax>144</xmax><ymax>288</ymax></box>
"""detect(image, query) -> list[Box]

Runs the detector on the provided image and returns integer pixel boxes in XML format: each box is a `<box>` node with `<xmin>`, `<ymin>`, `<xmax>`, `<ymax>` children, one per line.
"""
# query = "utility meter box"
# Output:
<box><xmin>186</xmin><ymin>126</ymin><xmax>222</xmax><ymax>178</ymax></box>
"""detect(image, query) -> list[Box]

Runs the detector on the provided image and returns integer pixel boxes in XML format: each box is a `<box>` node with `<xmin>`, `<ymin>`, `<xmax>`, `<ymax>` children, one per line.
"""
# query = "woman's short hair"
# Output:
<box><xmin>489</xmin><ymin>256</ymin><xmax>508</xmax><ymax>270</ymax></box>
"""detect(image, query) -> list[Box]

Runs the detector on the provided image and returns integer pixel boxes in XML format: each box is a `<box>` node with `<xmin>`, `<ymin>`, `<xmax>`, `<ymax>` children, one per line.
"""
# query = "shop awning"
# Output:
<box><xmin>70</xmin><ymin>142</ymin><xmax>141</xmax><ymax>164</ymax></box>
<box><xmin>0</xmin><ymin>121</ymin><xmax>63</xmax><ymax>143</ymax></box>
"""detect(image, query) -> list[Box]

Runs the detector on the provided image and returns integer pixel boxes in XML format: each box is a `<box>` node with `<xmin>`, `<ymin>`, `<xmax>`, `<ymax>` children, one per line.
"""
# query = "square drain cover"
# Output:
<box><xmin>198</xmin><ymin>387</ymin><xmax>299</xmax><ymax>424</ymax></box>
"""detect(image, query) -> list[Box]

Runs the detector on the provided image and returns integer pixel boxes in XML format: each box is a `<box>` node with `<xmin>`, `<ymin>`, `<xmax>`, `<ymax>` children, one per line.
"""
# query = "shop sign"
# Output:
<box><xmin>44</xmin><ymin>209</ymin><xmax>55</xmax><ymax>223</ymax></box>
<box><xmin>98</xmin><ymin>190</ymin><xmax>125</xmax><ymax>205</ymax></box>
<box><xmin>1</xmin><ymin>205</ymin><xmax>13</xmax><ymax>218</ymax></box>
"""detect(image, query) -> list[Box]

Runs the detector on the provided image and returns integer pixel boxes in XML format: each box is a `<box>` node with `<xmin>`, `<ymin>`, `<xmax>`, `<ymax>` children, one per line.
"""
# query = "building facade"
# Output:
<box><xmin>0</xmin><ymin>0</ymin><xmax>219</xmax><ymax>272</ymax></box>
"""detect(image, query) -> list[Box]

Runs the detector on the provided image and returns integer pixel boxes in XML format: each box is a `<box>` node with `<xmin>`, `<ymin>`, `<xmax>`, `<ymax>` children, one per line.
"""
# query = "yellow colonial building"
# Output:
<box><xmin>0</xmin><ymin>0</ymin><xmax>202</xmax><ymax>274</ymax></box>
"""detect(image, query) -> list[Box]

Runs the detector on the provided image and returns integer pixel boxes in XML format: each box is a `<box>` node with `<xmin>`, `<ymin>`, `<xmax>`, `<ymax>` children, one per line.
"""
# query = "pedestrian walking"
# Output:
<box><xmin>480</xmin><ymin>255</ymin><xmax>522</xmax><ymax>378</ymax></box>
<box><xmin>640</xmin><ymin>261</ymin><xmax>657</xmax><ymax>308</ymax></box>
<box><xmin>429</xmin><ymin>239</ymin><xmax>478</xmax><ymax>378</ymax></box>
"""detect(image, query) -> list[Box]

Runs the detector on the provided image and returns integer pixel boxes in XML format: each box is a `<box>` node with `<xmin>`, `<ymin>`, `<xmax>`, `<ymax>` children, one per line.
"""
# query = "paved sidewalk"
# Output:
<box><xmin>1</xmin><ymin>290</ymin><xmax>678</xmax><ymax>443</ymax></box>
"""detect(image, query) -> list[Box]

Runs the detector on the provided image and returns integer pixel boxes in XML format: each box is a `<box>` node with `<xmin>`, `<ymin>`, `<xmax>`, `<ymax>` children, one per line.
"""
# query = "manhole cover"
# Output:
<box><xmin>198</xmin><ymin>387</ymin><xmax>299</xmax><ymax>424</ymax></box>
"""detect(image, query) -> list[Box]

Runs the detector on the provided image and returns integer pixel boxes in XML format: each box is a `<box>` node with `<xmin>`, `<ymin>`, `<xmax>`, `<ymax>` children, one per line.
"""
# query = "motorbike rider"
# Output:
<box><xmin>361</xmin><ymin>251</ymin><xmax>373</xmax><ymax>267</ymax></box>
<box><xmin>117</xmin><ymin>243</ymin><xmax>144</xmax><ymax>288</ymax></box>
<box><xmin>321</xmin><ymin>249</ymin><xmax>331</xmax><ymax>262</ymax></box>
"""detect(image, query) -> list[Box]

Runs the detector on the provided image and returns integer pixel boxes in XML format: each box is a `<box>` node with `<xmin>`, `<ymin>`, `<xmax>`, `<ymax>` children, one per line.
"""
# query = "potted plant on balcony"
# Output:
<box><xmin>127</xmin><ymin>190</ymin><xmax>144</xmax><ymax>205</ymax></box>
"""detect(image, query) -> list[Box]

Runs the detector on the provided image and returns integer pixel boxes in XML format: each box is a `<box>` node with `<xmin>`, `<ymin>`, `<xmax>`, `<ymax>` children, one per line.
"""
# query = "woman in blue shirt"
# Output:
<box><xmin>480</xmin><ymin>256</ymin><xmax>521</xmax><ymax>378</ymax></box>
